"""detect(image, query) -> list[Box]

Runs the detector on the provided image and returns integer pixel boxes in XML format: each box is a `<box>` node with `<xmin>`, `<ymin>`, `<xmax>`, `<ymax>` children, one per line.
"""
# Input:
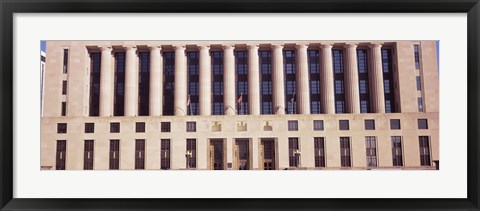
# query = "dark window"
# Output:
<box><xmin>109</xmin><ymin>140</ymin><xmax>120</xmax><ymax>170</ymax></box>
<box><xmin>62</xmin><ymin>80</ymin><xmax>67</xmax><ymax>95</ymax></box>
<box><xmin>56</xmin><ymin>140</ymin><xmax>66</xmax><ymax>170</ymax></box>
<box><xmin>340</xmin><ymin>137</ymin><xmax>351</xmax><ymax>167</ymax></box>
<box><xmin>84</xmin><ymin>140</ymin><xmax>94</xmax><ymax>170</ymax></box>
<box><xmin>390</xmin><ymin>119</ymin><xmax>401</xmax><ymax>130</ymax></box>
<box><xmin>260</xmin><ymin>50</ymin><xmax>273</xmax><ymax>115</ymax></box>
<box><xmin>211</xmin><ymin>51</ymin><xmax>224</xmax><ymax>115</ymax></box>
<box><xmin>114</xmin><ymin>52</ymin><xmax>126</xmax><ymax>116</ymax></box>
<box><xmin>61</xmin><ymin>102</ymin><xmax>66</xmax><ymax>116</ymax></box>
<box><xmin>186</xmin><ymin>121</ymin><xmax>196</xmax><ymax>132</ymax></box>
<box><xmin>333</xmin><ymin>49</ymin><xmax>345</xmax><ymax>114</ymax></box>
<box><xmin>284</xmin><ymin>50</ymin><xmax>297</xmax><ymax>114</ymax></box>
<box><xmin>161</xmin><ymin>122</ymin><xmax>171</xmax><ymax>132</ymax></box>
<box><xmin>187</xmin><ymin>51</ymin><xmax>200</xmax><ymax>115</ymax></box>
<box><xmin>135</xmin><ymin>139</ymin><xmax>145</xmax><ymax>170</ymax></box>
<box><xmin>85</xmin><ymin>123</ymin><xmax>94</xmax><ymax>133</ymax></box>
<box><xmin>136</xmin><ymin>122</ymin><xmax>145</xmax><ymax>133</ymax></box>
<box><xmin>57</xmin><ymin>123</ymin><xmax>67</xmax><ymax>133</ymax></box>
<box><xmin>339</xmin><ymin>120</ymin><xmax>349</xmax><ymax>130</ymax></box>
<box><xmin>186</xmin><ymin>139</ymin><xmax>197</xmax><ymax>169</ymax></box>
<box><xmin>63</xmin><ymin>49</ymin><xmax>69</xmax><ymax>74</ymax></box>
<box><xmin>416</xmin><ymin>76</ymin><xmax>422</xmax><ymax>91</ymax></box>
<box><xmin>419</xmin><ymin>136</ymin><xmax>431</xmax><ymax>166</ymax></box>
<box><xmin>418</xmin><ymin>97</ymin><xmax>424</xmax><ymax>112</ymax></box>
<box><xmin>314</xmin><ymin>137</ymin><xmax>326</xmax><ymax>167</ymax></box>
<box><xmin>391</xmin><ymin>136</ymin><xmax>403</xmax><ymax>166</ymax></box>
<box><xmin>163</xmin><ymin>52</ymin><xmax>175</xmax><ymax>116</ymax></box>
<box><xmin>418</xmin><ymin>119</ymin><xmax>428</xmax><ymax>129</ymax></box>
<box><xmin>382</xmin><ymin>49</ymin><xmax>396</xmax><ymax>113</ymax></box>
<box><xmin>313</xmin><ymin>120</ymin><xmax>324</xmax><ymax>131</ymax></box>
<box><xmin>138</xmin><ymin>52</ymin><xmax>150</xmax><ymax>116</ymax></box>
<box><xmin>288</xmin><ymin>138</ymin><xmax>300</xmax><ymax>167</ymax></box>
<box><xmin>235</xmin><ymin>51</ymin><xmax>249</xmax><ymax>115</ymax></box>
<box><xmin>161</xmin><ymin>139</ymin><xmax>171</xmax><ymax>170</ymax></box>
<box><xmin>288</xmin><ymin>120</ymin><xmax>298</xmax><ymax>131</ymax></box>
<box><xmin>414</xmin><ymin>44</ymin><xmax>420</xmax><ymax>69</ymax></box>
<box><xmin>110</xmin><ymin>122</ymin><xmax>120</xmax><ymax>133</ymax></box>
<box><xmin>308</xmin><ymin>50</ymin><xmax>321</xmax><ymax>114</ymax></box>
<box><xmin>364</xmin><ymin>119</ymin><xmax>375</xmax><ymax>130</ymax></box>
<box><xmin>357</xmin><ymin>49</ymin><xmax>370</xmax><ymax>113</ymax></box>
<box><xmin>89</xmin><ymin>53</ymin><xmax>101</xmax><ymax>116</ymax></box>
<box><xmin>365</xmin><ymin>136</ymin><xmax>377</xmax><ymax>167</ymax></box>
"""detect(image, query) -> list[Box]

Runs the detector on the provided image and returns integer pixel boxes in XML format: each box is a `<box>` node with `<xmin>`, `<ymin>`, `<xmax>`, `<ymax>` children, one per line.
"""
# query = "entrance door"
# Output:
<box><xmin>209</xmin><ymin>139</ymin><xmax>224</xmax><ymax>170</ymax></box>
<box><xmin>235</xmin><ymin>139</ymin><xmax>249</xmax><ymax>170</ymax></box>
<box><xmin>260</xmin><ymin>139</ymin><xmax>275</xmax><ymax>170</ymax></box>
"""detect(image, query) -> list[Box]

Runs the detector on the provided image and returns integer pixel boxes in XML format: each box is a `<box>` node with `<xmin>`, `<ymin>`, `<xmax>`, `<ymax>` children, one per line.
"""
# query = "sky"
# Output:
<box><xmin>41</xmin><ymin>40</ymin><xmax>46</xmax><ymax>52</ymax></box>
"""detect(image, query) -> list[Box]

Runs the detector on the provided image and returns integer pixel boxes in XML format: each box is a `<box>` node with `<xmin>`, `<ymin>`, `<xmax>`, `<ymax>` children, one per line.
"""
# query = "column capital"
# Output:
<box><xmin>198</xmin><ymin>45</ymin><xmax>210</xmax><ymax>50</ymax></box>
<box><xmin>222</xmin><ymin>45</ymin><xmax>235</xmax><ymax>50</ymax></box>
<box><xmin>99</xmin><ymin>46</ymin><xmax>112</xmax><ymax>51</ymax></box>
<box><xmin>295</xmin><ymin>44</ymin><xmax>308</xmax><ymax>50</ymax></box>
<box><xmin>369</xmin><ymin>42</ymin><xmax>383</xmax><ymax>48</ymax></box>
<box><xmin>148</xmin><ymin>46</ymin><xmax>161</xmax><ymax>51</ymax></box>
<box><xmin>124</xmin><ymin>45</ymin><xmax>137</xmax><ymax>51</ymax></box>
<box><xmin>320</xmin><ymin>43</ymin><xmax>334</xmax><ymax>49</ymax></box>
<box><xmin>247</xmin><ymin>44</ymin><xmax>259</xmax><ymax>50</ymax></box>
<box><xmin>344</xmin><ymin>43</ymin><xmax>358</xmax><ymax>49</ymax></box>
<box><xmin>271</xmin><ymin>44</ymin><xmax>284</xmax><ymax>50</ymax></box>
<box><xmin>173</xmin><ymin>45</ymin><xmax>186</xmax><ymax>50</ymax></box>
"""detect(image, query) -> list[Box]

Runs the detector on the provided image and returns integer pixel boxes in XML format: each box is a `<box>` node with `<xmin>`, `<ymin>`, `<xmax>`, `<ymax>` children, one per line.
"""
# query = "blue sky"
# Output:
<box><xmin>41</xmin><ymin>40</ymin><xmax>46</xmax><ymax>52</ymax></box>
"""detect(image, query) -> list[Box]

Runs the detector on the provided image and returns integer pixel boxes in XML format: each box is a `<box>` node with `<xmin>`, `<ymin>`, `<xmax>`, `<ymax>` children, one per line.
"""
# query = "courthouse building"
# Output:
<box><xmin>40</xmin><ymin>40</ymin><xmax>439</xmax><ymax>170</ymax></box>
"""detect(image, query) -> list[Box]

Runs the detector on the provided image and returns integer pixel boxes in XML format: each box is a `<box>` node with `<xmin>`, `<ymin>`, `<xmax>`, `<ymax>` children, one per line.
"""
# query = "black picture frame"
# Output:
<box><xmin>1</xmin><ymin>0</ymin><xmax>479</xmax><ymax>210</ymax></box>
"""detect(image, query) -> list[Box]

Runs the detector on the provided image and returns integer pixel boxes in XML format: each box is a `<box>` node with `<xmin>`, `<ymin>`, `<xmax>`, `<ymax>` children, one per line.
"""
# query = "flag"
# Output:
<box><xmin>237</xmin><ymin>93</ymin><xmax>243</xmax><ymax>115</ymax></box>
<box><xmin>290</xmin><ymin>92</ymin><xmax>295</xmax><ymax>103</ymax></box>
<box><xmin>187</xmin><ymin>95</ymin><xmax>191</xmax><ymax>106</ymax></box>
<box><xmin>237</xmin><ymin>94</ymin><xmax>243</xmax><ymax>104</ymax></box>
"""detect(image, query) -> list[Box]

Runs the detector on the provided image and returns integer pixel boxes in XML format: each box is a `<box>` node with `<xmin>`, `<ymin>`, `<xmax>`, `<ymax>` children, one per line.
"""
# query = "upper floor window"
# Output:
<box><xmin>110</xmin><ymin>122</ymin><xmax>120</xmax><ymax>133</ymax></box>
<box><xmin>63</xmin><ymin>49</ymin><xmax>69</xmax><ymax>73</ymax></box>
<box><xmin>135</xmin><ymin>122</ymin><xmax>145</xmax><ymax>133</ymax></box>
<box><xmin>161</xmin><ymin>122</ymin><xmax>171</xmax><ymax>132</ymax></box>
<box><xmin>57</xmin><ymin>123</ymin><xmax>67</xmax><ymax>134</ymax></box>
<box><xmin>186</xmin><ymin>121</ymin><xmax>196</xmax><ymax>132</ymax></box>
<box><xmin>364</xmin><ymin>120</ymin><xmax>375</xmax><ymax>130</ymax></box>
<box><xmin>339</xmin><ymin>120</ymin><xmax>349</xmax><ymax>130</ymax></box>
<box><xmin>288</xmin><ymin>120</ymin><xmax>298</xmax><ymax>131</ymax></box>
<box><xmin>313</xmin><ymin>120</ymin><xmax>324</xmax><ymax>131</ymax></box>
<box><xmin>85</xmin><ymin>123</ymin><xmax>94</xmax><ymax>133</ymax></box>
<box><xmin>418</xmin><ymin>119</ymin><xmax>428</xmax><ymax>129</ymax></box>
<box><xmin>390</xmin><ymin>119</ymin><xmax>401</xmax><ymax>130</ymax></box>
<box><xmin>414</xmin><ymin>44</ymin><xmax>420</xmax><ymax>69</ymax></box>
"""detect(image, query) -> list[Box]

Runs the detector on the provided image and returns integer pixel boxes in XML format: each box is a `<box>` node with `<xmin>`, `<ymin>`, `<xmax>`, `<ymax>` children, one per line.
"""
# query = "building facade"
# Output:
<box><xmin>41</xmin><ymin>40</ymin><xmax>439</xmax><ymax>170</ymax></box>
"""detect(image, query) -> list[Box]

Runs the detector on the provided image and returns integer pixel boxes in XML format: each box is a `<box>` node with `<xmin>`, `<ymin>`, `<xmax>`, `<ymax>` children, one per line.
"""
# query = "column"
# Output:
<box><xmin>149</xmin><ymin>46</ymin><xmax>162</xmax><ymax>116</ymax></box>
<box><xmin>124</xmin><ymin>46</ymin><xmax>137</xmax><ymax>116</ymax></box>
<box><xmin>199</xmin><ymin>46</ymin><xmax>211</xmax><ymax>116</ymax></box>
<box><xmin>247</xmin><ymin>44</ymin><xmax>260</xmax><ymax>115</ymax></box>
<box><xmin>320</xmin><ymin>43</ymin><xmax>336</xmax><ymax>114</ymax></box>
<box><xmin>369</xmin><ymin>43</ymin><xmax>385</xmax><ymax>113</ymax></box>
<box><xmin>344</xmin><ymin>43</ymin><xmax>361</xmax><ymax>113</ymax></box>
<box><xmin>223</xmin><ymin>45</ymin><xmax>236</xmax><ymax>116</ymax></box>
<box><xmin>174</xmin><ymin>45</ymin><xmax>187</xmax><ymax>116</ymax></box>
<box><xmin>295</xmin><ymin>44</ymin><xmax>310</xmax><ymax>114</ymax></box>
<box><xmin>271</xmin><ymin>44</ymin><xmax>285</xmax><ymax>115</ymax></box>
<box><xmin>99</xmin><ymin>46</ymin><xmax>113</xmax><ymax>116</ymax></box>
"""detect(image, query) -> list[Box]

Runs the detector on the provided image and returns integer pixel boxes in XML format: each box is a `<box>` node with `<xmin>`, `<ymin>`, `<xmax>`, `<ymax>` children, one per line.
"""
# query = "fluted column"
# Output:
<box><xmin>124</xmin><ymin>46</ymin><xmax>138</xmax><ymax>116</ymax></box>
<box><xmin>247</xmin><ymin>44</ymin><xmax>260</xmax><ymax>115</ymax></box>
<box><xmin>369</xmin><ymin>43</ymin><xmax>385</xmax><ymax>113</ymax></box>
<box><xmin>174</xmin><ymin>45</ymin><xmax>187</xmax><ymax>116</ymax></box>
<box><xmin>320</xmin><ymin>43</ymin><xmax>335</xmax><ymax>114</ymax></box>
<box><xmin>199</xmin><ymin>46</ymin><xmax>211</xmax><ymax>116</ymax></box>
<box><xmin>99</xmin><ymin>46</ymin><xmax>113</xmax><ymax>116</ymax></box>
<box><xmin>344</xmin><ymin>43</ymin><xmax>361</xmax><ymax>113</ymax></box>
<box><xmin>295</xmin><ymin>44</ymin><xmax>310</xmax><ymax>114</ymax></box>
<box><xmin>223</xmin><ymin>45</ymin><xmax>236</xmax><ymax>115</ymax></box>
<box><xmin>271</xmin><ymin>44</ymin><xmax>285</xmax><ymax>115</ymax></box>
<box><xmin>149</xmin><ymin>46</ymin><xmax>162</xmax><ymax>116</ymax></box>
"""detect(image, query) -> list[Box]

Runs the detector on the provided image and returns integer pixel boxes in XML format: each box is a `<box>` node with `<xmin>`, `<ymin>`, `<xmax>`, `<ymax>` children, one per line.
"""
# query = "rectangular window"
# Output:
<box><xmin>186</xmin><ymin>121</ymin><xmax>196</xmax><ymax>132</ymax></box>
<box><xmin>84</xmin><ymin>140</ymin><xmax>94</xmax><ymax>170</ymax></box>
<box><xmin>138</xmin><ymin>52</ymin><xmax>150</xmax><ymax>116</ymax></box>
<box><xmin>56</xmin><ymin>140</ymin><xmax>66</xmax><ymax>170</ymax></box>
<box><xmin>416</xmin><ymin>76</ymin><xmax>422</xmax><ymax>90</ymax></box>
<box><xmin>313</xmin><ymin>120</ymin><xmax>324</xmax><ymax>131</ymax></box>
<box><xmin>57</xmin><ymin>123</ymin><xmax>67</xmax><ymax>133</ymax></box>
<box><xmin>418</xmin><ymin>119</ymin><xmax>428</xmax><ymax>129</ymax></box>
<box><xmin>418</xmin><ymin>97</ymin><xmax>424</xmax><ymax>112</ymax></box>
<box><xmin>340</xmin><ymin>137</ymin><xmax>351</xmax><ymax>167</ymax></box>
<box><xmin>61</xmin><ymin>102</ymin><xmax>66</xmax><ymax>116</ymax></box>
<box><xmin>109</xmin><ymin>140</ymin><xmax>120</xmax><ymax>170</ymax></box>
<box><xmin>235</xmin><ymin>51</ymin><xmax>249</xmax><ymax>115</ymax></box>
<box><xmin>114</xmin><ymin>52</ymin><xmax>126</xmax><ymax>116</ymax></box>
<box><xmin>365</xmin><ymin>137</ymin><xmax>377</xmax><ymax>167</ymax></box>
<box><xmin>339</xmin><ymin>120</ymin><xmax>349</xmax><ymax>130</ymax></box>
<box><xmin>186</xmin><ymin>139</ymin><xmax>197</xmax><ymax>169</ymax></box>
<box><xmin>161</xmin><ymin>139</ymin><xmax>171</xmax><ymax>170</ymax></box>
<box><xmin>308</xmin><ymin>50</ymin><xmax>321</xmax><ymax>114</ymax></box>
<box><xmin>63</xmin><ymin>49</ymin><xmax>69</xmax><ymax>73</ymax></box>
<box><xmin>414</xmin><ymin>44</ymin><xmax>420</xmax><ymax>69</ymax></box>
<box><xmin>284</xmin><ymin>50</ymin><xmax>297</xmax><ymax>114</ymax></box>
<box><xmin>161</xmin><ymin>122</ymin><xmax>171</xmax><ymax>132</ymax></box>
<box><xmin>333</xmin><ymin>49</ymin><xmax>346</xmax><ymax>114</ymax></box>
<box><xmin>381</xmin><ymin>49</ymin><xmax>396</xmax><ymax>113</ymax></box>
<box><xmin>163</xmin><ymin>52</ymin><xmax>175</xmax><ymax>116</ymax></box>
<box><xmin>89</xmin><ymin>52</ymin><xmax>101</xmax><ymax>116</ymax></box>
<box><xmin>84</xmin><ymin>123</ymin><xmax>94</xmax><ymax>133</ymax></box>
<box><xmin>135</xmin><ymin>139</ymin><xmax>145</xmax><ymax>170</ymax></box>
<box><xmin>110</xmin><ymin>122</ymin><xmax>120</xmax><ymax>133</ymax></box>
<box><xmin>136</xmin><ymin>122</ymin><xmax>145</xmax><ymax>133</ymax></box>
<box><xmin>288</xmin><ymin>138</ymin><xmax>300</xmax><ymax>167</ymax></box>
<box><xmin>364</xmin><ymin>119</ymin><xmax>375</xmax><ymax>130</ymax></box>
<box><xmin>391</xmin><ymin>136</ymin><xmax>403</xmax><ymax>166</ymax></box>
<box><xmin>357</xmin><ymin>49</ymin><xmax>370</xmax><ymax>113</ymax></box>
<box><xmin>390</xmin><ymin>119</ymin><xmax>401</xmax><ymax>130</ymax></box>
<box><xmin>260</xmin><ymin>50</ymin><xmax>273</xmax><ymax>115</ymax></box>
<box><xmin>187</xmin><ymin>51</ymin><xmax>200</xmax><ymax>115</ymax></box>
<box><xmin>419</xmin><ymin>136</ymin><xmax>431</xmax><ymax>166</ymax></box>
<box><xmin>62</xmin><ymin>80</ymin><xmax>67</xmax><ymax>95</ymax></box>
<box><xmin>314</xmin><ymin>137</ymin><xmax>325</xmax><ymax>167</ymax></box>
<box><xmin>212</xmin><ymin>51</ymin><xmax>224</xmax><ymax>115</ymax></box>
<box><xmin>288</xmin><ymin>120</ymin><xmax>298</xmax><ymax>131</ymax></box>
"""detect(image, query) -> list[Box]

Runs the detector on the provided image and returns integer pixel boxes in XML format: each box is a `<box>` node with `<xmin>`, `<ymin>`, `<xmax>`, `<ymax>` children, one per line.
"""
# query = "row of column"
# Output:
<box><xmin>96</xmin><ymin>43</ymin><xmax>386</xmax><ymax>117</ymax></box>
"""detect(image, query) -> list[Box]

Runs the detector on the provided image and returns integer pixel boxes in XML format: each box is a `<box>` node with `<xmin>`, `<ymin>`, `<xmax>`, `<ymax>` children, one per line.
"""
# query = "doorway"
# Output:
<box><xmin>234</xmin><ymin>139</ymin><xmax>249</xmax><ymax>170</ymax></box>
<box><xmin>260</xmin><ymin>139</ymin><xmax>276</xmax><ymax>170</ymax></box>
<box><xmin>209</xmin><ymin>139</ymin><xmax>225</xmax><ymax>170</ymax></box>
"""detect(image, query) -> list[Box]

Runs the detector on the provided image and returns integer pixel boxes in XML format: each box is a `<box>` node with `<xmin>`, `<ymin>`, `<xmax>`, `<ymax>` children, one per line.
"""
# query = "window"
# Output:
<box><xmin>391</xmin><ymin>136</ymin><xmax>403</xmax><ymax>166</ymax></box>
<box><xmin>313</xmin><ymin>120</ymin><xmax>324</xmax><ymax>131</ymax></box>
<box><xmin>418</xmin><ymin>119</ymin><xmax>428</xmax><ymax>129</ymax></box>
<box><xmin>114</xmin><ymin>52</ymin><xmax>126</xmax><ymax>116</ymax></box>
<box><xmin>135</xmin><ymin>139</ymin><xmax>145</xmax><ymax>170</ymax></box>
<box><xmin>85</xmin><ymin>123</ymin><xmax>94</xmax><ymax>133</ymax></box>
<box><xmin>163</xmin><ymin>52</ymin><xmax>175</xmax><ymax>116</ymax></box>
<box><xmin>288</xmin><ymin>120</ymin><xmax>298</xmax><ymax>131</ymax></box>
<box><xmin>63</xmin><ymin>49</ymin><xmax>69</xmax><ymax>73</ymax></box>
<box><xmin>335</xmin><ymin>100</ymin><xmax>345</xmax><ymax>114</ymax></box>
<box><xmin>288</xmin><ymin>138</ymin><xmax>300</xmax><ymax>167</ymax></box>
<box><xmin>57</xmin><ymin>123</ymin><xmax>67</xmax><ymax>133</ymax></box>
<box><xmin>414</xmin><ymin>44</ymin><xmax>420</xmax><ymax>69</ymax></box>
<box><xmin>110</xmin><ymin>122</ymin><xmax>120</xmax><ymax>133</ymax></box>
<box><xmin>89</xmin><ymin>52</ymin><xmax>101</xmax><ymax>116</ymax></box>
<box><xmin>340</xmin><ymin>137</ymin><xmax>351</xmax><ymax>167</ymax></box>
<box><xmin>314</xmin><ymin>137</ymin><xmax>325</xmax><ymax>167</ymax></box>
<box><xmin>381</xmin><ymin>49</ymin><xmax>396</xmax><ymax>113</ymax></box>
<box><xmin>418</xmin><ymin>97</ymin><xmax>424</xmax><ymax>112</ymax></box>
<box><xmin>416</xmin><ymin>76</ymin><xmax>422</xmax><ymax>90</ymax></box>
<box><xmin>364</xmin><ymin>120</ymin><xmax>375</xmax><ymax>130</ymax></box>
<box><xmin>284</xmin><ymin>50</ymin><xmax>297</xmax><ymax>114</ymax></box>
<box><xmin>357</xmin><ymin>49</ymin><xmax>370</xmax><ymax>113</ymax></box>
<box><xmin>260</xmin><ymin>50</ymin><xmax>273</xmax><ymax>115</ymax></box>
<box><xmin>161</xmin><ymin>122</ymin><xmax>171</xmax><ymax>132</ymax></box>
<box><xmin>212</xmin><ymin>51</ymin><xmax>224</xmax><ymax>115</ymax></box>
<box><xmin>390</xmin><ymin>119</ymin><xmax>401</xmax><ymax>130</ymax></box>
<box><xmin>365</xmin><ymin>137</ymin><xmax>377</xmax><ymax>167</ymax></box>
<box><xmin>186</xmin><ymin>121</ymin><xmax>196</xmax><ymax>132</ymax></box>
<box><xmin>419</xmin><ymin>136</ymin><xmax>431</xmax><ymax>166</ymax></box>
<box><xmin>339</xmin><ymin>120</ymin><xmax>349</xmax><ymax>130</ymax></box>
<box><xmin>333</xmin><ymin>49</ymin><xmax>346</xmax><ymax>114</ymax></box>
<box><xmin>84</xmin><ymin>140</ymin><xmax>94</xmax><ymax>170</ymax></box>
<box><xmin>186</xmin><ymin>139</ymin><xmax>197</xmax><ymax>169</ymax></box>
<box><xmin>109</xmin><ymin>140</ymin><xmax>120</xmax><ymax>170</ymax></box>
<box><xmin>62</xmin><ymin>80</ymin><xmax>67</xmax><ymax>95</ymax></box>
<box><xmin>56</xmin><ymin>140</ymin><xmax>66</xmax><ymax>170</ymax></box>
<box><xmin>187</xmin><ymin>51</ymin><xmax>200</xmax><ymax>115</ymax></box>
<box><xmin>161</xmin><ymin>139</ymin><xmax>171</xmax><ymax>170</ymax></box>
<box><xmin>138</xmin><ymin>52</ymin><xmax>150</xmax><ymax>116</ymax></box>
<box><xmin>235</xmin><ymin>51</ymin><xmax>249</xmax><ymax>115</ymax></box>
<box><xmin>61</xmin><ymin>102</ymin><xmax>66</xmax><ymax>116</ymax></box>
<box><xmin>136</xmin><ymin>122</ymin><xmax>145</xmax><ymax>133</ymax></box>
<box><xmin>308</xmin><ymin>50</ymin><xmax>321</xmax><ymax>114</ymax></box>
